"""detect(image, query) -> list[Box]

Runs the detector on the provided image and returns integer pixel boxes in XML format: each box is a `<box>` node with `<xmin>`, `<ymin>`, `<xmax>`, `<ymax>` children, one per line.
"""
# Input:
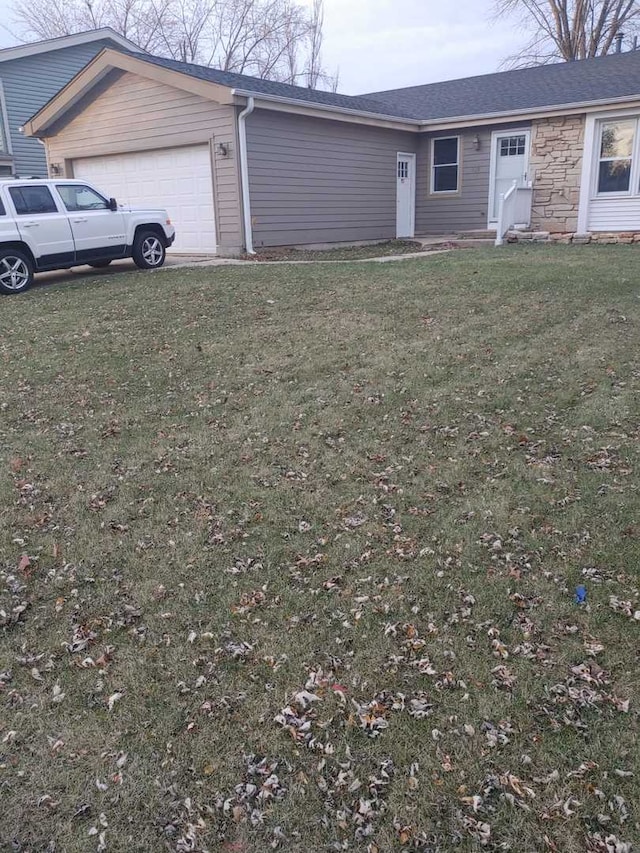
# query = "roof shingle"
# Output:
<box><xmin>133</xmin><ymin>53</ymin><xmax>419</xmax><ymax>119</ymax></box>
<box><xmin>364</xmin><ymin>50</ymin><xmax>640</xmax><ymax>120</ymax></box>
<box><xmin>134</xmin><ymin>48</ymin><xmax>640</xmax><ymax>123</ymax></box>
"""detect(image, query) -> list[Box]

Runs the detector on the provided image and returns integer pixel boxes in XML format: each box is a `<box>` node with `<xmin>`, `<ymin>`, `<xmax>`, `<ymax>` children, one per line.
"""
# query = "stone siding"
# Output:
<box><xmin>507</xmin><ymin>229</ymin><xmax>640</xmax><ymax>244</ymax></box>
<box><xmin>529</xmin><ymin>116</ymin><xmax>585</xmax><ymax>233</ymax></box>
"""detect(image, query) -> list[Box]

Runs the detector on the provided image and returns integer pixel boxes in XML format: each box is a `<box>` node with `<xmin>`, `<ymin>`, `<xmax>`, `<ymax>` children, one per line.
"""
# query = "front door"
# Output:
<box><xmin>55</xmin><ymin>183</ymin><xmax>127</xmax><ymax>260</ymax></box>
<box><xmin>489</xmin><ymin>131</ymin><xmax>531</xmax><ymax>223</ymax></box>
<box><xmin>396</xmin><ymin>153</ymin><xmax>416</xmax><ymax>238</ymax></box>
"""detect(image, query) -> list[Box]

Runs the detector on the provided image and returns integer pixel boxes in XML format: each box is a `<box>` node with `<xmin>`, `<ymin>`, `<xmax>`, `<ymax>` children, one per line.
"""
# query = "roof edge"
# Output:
<box><xmin>418</xmin><ymin>92</ymin><xmax>640</xmax><ymax>128</ymax></box>
<box><xmin>230</xmin><ymin>87</ymin><xmax>421</xmax><ymax>127</ymax></box>
<box><xmin>0</xmin><ymin>27</ymin><xmax>143</xmax><ymax>64</ymax></box>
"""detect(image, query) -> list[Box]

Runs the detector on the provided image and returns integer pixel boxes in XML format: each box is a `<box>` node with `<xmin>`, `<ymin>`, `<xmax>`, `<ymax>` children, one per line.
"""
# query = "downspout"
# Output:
<box><xmin>237</xmin><ymin>96</ymin><xmax>256</xmax><ymax>255</ymax></box>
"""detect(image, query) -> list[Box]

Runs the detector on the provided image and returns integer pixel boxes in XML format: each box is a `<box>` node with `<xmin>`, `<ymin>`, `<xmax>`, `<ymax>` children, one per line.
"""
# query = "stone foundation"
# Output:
<box><xmin>507</xmin><ymin>230</ymin><xmax>640</xmax><ymax>244</ymax></box>
<box><xmin>529</xmin><ymin>116</ymin><xmax>585</xmax><ymax>233</ymax></box>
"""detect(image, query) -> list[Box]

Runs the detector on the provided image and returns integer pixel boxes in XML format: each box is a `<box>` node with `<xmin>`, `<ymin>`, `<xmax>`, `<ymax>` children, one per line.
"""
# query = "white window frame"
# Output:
<box><xmin>577</xmin><ymin>107</ymin><xmax>640</xmax><ymax>232</ymax></box>
<box><xmin>430</xmin><ymin>136</ymin><xmax>460</xmax><ymax>195</ymax></box>
<box><xmin>593</xmin><ymin>116</ymin><xmax>639</xmax><ymax>198</ymax></box>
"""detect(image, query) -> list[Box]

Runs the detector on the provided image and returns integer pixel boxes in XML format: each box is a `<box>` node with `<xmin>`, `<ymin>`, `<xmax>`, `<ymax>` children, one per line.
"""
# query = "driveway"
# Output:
<box><xmin>31</xmin><ymin>254</ymin><xmax>224</xmax><ymax>287</ymax></box>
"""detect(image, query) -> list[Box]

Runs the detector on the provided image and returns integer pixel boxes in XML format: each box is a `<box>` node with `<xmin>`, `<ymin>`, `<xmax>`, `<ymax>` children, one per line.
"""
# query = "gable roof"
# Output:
<box><xmin>0</xmin><ymin>28</ymin><xmax>142</xmax><ymax>64</ymax></box>
<box><xmin>132</xmin><ymin>48</ymin><xmax>640</xmax><ymax>123</ymax></box>
<box><xmin>25</xmin><ymin>41</ymin><xmax>640</xmax><ymax>139</ymax></box>
<box><xmin>127</xmin><ymin>53</ymin><xmax>420</xmax><ymax>120</ymax></box>
<box><xmin>364</xmin><ymin>49</ymin><xmax>640</xmax><ymax>122</ymax></box>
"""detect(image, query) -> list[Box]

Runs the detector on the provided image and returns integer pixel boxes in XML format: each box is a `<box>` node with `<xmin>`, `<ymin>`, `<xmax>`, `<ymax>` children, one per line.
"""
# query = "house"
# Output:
<box><xmin>0</xmin><ymin>29</ymin><xmax>142</xmax><ymax>178</ymax></box>
<box><xmin>23</xmin><ymin>45</ymin><xmax>640</xmax><ymax>254</ymax></box>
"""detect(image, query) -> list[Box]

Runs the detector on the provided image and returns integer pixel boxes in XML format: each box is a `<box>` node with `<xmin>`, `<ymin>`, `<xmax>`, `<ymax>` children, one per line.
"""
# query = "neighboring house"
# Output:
<box><xmin>0</xmin><ymin>29</ymin><xmax>142</xmax><ymax>178</ymax></box>
<box><xmin>23</xmin><ymin>46</ymin><xmax>640</xmax><ymax>254</ymax></box>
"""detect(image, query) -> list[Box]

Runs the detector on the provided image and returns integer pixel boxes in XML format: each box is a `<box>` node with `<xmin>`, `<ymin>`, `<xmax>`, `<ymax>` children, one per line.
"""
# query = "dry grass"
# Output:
<box><xmin>243</xmin><ymin>239</ymin><xmax>424</xmax><ymax>261</ymax></box>
<box><xmin>1</xmin><ymin>245</ymin><xmax>639</xmax><ymax>852</ymax></box>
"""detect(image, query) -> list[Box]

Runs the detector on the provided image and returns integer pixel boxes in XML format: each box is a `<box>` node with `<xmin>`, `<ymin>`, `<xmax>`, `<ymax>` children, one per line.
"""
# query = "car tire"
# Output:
<box><xmin>89</xmin><ymin>260</ymin><xmax>112</xmax><ymax>268</ymax></box>
<box><xmin>0</xmin><ymin>248</ymin><xmax>34</xmax><ymax>295</ymax></box>
<box><xmin>132</xmin><ymin>230</ymin><xmax>166</xmax><ymax>269</ymax></box>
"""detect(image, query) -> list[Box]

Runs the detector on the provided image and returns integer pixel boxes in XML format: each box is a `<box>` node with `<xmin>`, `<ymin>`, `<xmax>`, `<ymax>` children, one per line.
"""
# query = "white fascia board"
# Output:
<box><xmin>0</xmin><ymin>28</ymin><xmax>143</xmax><ymax>64</ymax></box>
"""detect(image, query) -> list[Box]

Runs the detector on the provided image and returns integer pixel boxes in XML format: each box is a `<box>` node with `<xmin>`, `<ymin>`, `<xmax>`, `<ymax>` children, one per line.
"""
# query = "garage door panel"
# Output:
<box><xmin>74</xmin><ymin>145</ymin><xmax>216</xmax><ymax>254</ymax></box>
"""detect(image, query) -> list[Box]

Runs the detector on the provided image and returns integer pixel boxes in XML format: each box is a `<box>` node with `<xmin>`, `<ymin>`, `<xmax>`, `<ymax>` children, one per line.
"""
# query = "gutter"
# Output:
<box><xmin>237</xmin><ymin>95</ymin><xmax>256</xmax><ymax>255</ymax></box>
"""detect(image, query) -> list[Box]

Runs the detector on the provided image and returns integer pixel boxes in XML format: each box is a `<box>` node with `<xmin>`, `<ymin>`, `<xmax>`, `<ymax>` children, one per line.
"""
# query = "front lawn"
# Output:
<box><xmin>1</xmin><ymin>246</ymin><xmax>639</xmax><ymax>852</ymax></box>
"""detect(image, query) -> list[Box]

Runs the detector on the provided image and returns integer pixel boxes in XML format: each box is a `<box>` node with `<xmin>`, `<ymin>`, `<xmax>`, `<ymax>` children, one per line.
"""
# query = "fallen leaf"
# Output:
<box><xmin>107</xmin><ymin>692</ymin><xmax>123</xmax><ymax>712</ymax></box>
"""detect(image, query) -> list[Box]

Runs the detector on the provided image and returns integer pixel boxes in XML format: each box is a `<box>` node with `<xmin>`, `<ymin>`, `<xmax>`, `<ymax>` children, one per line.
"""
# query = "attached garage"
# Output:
<box><xmin>29</xmin><ymin>54</ymin><xmax>245</xmax><ymax>256</ymax></box>
<box><xmin>73</xmin><ymin>145</ymin><xmax>217</xmax><ymax>253</ymax></box>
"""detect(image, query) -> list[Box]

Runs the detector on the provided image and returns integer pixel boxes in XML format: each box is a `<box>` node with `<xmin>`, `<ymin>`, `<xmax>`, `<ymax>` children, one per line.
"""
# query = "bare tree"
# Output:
<box><xmin>10</xmin><ymin>0</ymin><xmax>338</xmax><ymax>87</ymax></box>
<box><xmin>11</xmin><ymin>0</ymin><xmax>173</xmax><ymax>52</ymax></box>
<box><xmin>495</xmin><ymin>0</ymin><xmax>640</xmax><ymax>66</ymax></box>
<box><xmin>278</xmin><ymin>0</ymin><xmax>338</xmax><ymax>88</ymax></box>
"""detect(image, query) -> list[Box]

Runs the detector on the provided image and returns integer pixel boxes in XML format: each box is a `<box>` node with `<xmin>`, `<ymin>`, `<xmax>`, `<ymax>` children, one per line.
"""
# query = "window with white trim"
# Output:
<box><xmin>431</xmin><ymin>136</ymin><xmax>459</xmax><ymax>193</ymax></box>
<box><xmin>597</xmin><ymin>119</ymin><xmax>636</xmax><ymax>194</ymax></box>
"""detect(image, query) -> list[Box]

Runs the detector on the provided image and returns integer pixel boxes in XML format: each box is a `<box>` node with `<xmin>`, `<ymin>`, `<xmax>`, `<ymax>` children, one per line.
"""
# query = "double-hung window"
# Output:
<box><xmin>597</xmin><ymin>119</ymin><xmax>636</xmax><ymax>194</ymax></box>
<box><xmin>431</xmin><ymin>136</ymin><xmax>460</xmax><ymax>194</ymax></box>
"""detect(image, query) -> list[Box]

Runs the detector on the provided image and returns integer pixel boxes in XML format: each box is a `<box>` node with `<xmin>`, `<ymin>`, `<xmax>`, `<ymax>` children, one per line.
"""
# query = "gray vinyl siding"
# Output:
<box><xmin>416</xmin><ymin>121</ymin><xmax>531</xmax><ymax>233</ymax></box>
<box><xmin>246</xmin><ymin>109</ymin><xmax>417</xmax><ymax>247</ymax></box>
<box><xmin>0</xmin><ymin>40</ymin><xmax>114</xmax><ymax>176</ymax></box>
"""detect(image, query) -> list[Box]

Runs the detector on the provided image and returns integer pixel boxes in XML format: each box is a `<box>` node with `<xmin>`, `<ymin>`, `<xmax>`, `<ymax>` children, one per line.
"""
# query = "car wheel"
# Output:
<box><xmin>0</xmin><ymin>249</ymin><xmax>34</xmax><ymax>295</ymax></box>
<box><xmin>89</xmin><ymin>260</ymin><xmax>112</xmax><ymax>268</ymax></box>
<box><xmin>132</xmin><ymin>231</ymin><xmax>166</xmax><ymax>269</ymax></box>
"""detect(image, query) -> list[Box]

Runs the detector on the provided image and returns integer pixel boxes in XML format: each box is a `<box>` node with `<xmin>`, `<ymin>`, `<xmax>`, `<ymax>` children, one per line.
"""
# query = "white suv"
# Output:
<box><xmin>0</xmin><ymin>179</ymin><xmax>176</xmax><ymax>294</ymax></box>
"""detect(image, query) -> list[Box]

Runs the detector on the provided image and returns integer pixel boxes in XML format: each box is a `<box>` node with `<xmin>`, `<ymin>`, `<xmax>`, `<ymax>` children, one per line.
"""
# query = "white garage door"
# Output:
<box><xmin>73</xmin><ymin>145</ymin><xmax>217</xmax><ymax>254</ymax></box>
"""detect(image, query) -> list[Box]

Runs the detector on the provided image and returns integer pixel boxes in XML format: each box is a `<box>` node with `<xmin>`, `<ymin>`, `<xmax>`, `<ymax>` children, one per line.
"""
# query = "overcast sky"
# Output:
<box><xmin>0</xmin><ymin>0</ymin><xmax>527</xmax><ymax>93</ymax></box>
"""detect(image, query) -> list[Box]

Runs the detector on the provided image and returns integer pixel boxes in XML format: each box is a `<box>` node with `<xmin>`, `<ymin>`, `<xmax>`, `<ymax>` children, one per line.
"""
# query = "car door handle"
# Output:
<box><xmin>72</xmin><ymin>218</ymin><xmax>88</xmax><ymax>224</ymax></box>
<box><xmin>21</xmin><ymin>222</ymin><xmax>40</xmax><ymax>228</ymax></box>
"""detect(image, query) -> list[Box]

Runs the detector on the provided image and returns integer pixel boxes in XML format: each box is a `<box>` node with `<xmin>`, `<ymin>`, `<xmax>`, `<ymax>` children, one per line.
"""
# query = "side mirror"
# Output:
<box><xmin>109</xmin><ymin>197</ymin><xmax>118</xmax><ymax>211</ymax></box>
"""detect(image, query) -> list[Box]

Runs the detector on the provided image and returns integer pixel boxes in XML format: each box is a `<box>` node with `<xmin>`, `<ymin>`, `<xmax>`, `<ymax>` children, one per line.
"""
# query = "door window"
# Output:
<box><xmin>500</xmin><ymin>136</ymin><xmax>526</xmax><ymax>156</ymax></box>
<box><xmin>56</xmin><ymin>184</ymin><xmax>109</xmax><ymax>212</ymax></box>
<box><xmin>9</xmin><ymin>185</ymin><xmax>58</xmax><ymax>215</ymax></box>
<box><xmin>398</xmin><ymin>160</ymin><xmax>409</xmax><ymax>179</ymax></box>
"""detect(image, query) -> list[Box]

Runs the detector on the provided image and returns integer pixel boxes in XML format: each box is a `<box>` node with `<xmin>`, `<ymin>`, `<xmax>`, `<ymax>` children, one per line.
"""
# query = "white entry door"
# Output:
<box><xmin>396</xmin><ymin>152</ymin><xmax>416</xmax><ymax>238</ymax></box>
<box><xmin>489</xmin><ymin>131</ymin><xmax>531</xmax><ymax>223</ymax></box>
<box><xmin>73</xmin><ymin>145</ymin><xmax>217</xmax><ymax>254</ymax></box>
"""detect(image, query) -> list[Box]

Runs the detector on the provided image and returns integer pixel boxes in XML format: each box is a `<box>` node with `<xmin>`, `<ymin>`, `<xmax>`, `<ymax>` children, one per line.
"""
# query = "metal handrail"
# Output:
<box><xmin>495</xmin><ymin>180</ymin><xmax>518</xmax><ymax>246</ymax></box>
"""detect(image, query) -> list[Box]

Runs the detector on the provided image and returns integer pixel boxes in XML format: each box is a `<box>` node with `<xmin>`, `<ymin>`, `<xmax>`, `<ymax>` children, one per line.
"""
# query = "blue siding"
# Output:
<box><xmin>0</xmin><ymin>40</ymin><xmax>115</xmax><ymax>176</ymax></box>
